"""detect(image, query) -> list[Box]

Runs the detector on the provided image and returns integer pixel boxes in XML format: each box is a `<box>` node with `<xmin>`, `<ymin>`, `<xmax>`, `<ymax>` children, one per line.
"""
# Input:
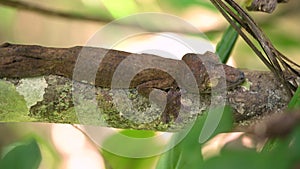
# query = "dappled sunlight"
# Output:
<box><xmin>182</xmin><ymin>7</ymin><xmax>225</xmax><ymax>32</ymax></box>
<box><xmin>51</xmin><ymin>125</ymin><xmax>86</xmax><ymax>154</ymax></box>
<box><xmin>202</xmin><ymin>132</ymin><xmax>246</xmax><ymax>160</ymax></box>
<box><xmin>51</xmin><ymin>124</ymin><xmax>105</xmax><ymax>169</ymax></box>
<box><xmin>0</xmin><ymin>0</ymin><xmax>299</xmax><ymax>168</ymax></box>
<box><xmin>65</xmin><ymin>149</ymin><xmax>104</xmax><ymax>169</ymax></box>
<box><xmin>112</xmin><ymin>33</ymin><xmax>214</xmax><ymax>60</ymax></box>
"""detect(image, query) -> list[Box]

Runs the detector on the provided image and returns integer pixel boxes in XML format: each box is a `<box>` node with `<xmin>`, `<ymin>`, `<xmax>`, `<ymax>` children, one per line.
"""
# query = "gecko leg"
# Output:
<box><xmin>136</xmin><ymin>79</ymin><xmax>181</xmax><ymax>123</ymax></box>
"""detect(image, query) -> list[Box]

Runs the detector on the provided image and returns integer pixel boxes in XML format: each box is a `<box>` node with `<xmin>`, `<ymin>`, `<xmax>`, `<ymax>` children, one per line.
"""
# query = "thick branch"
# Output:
<box><xmin>0</xmin><ymin>43</ymin><xmax>293</xmax><ymax>130</ymax></box>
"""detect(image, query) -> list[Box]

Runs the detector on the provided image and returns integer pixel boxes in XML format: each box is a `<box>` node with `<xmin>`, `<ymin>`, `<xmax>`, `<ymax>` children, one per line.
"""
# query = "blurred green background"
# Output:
<box><xmin>0</xmin><ymin>0</ymin><xmax>299</xmax><ymax>70</ymax></box>
<box><xmin>0</xmin><ymin>1</ymin><xmax>300</xmax><ymax>168</ymax></box>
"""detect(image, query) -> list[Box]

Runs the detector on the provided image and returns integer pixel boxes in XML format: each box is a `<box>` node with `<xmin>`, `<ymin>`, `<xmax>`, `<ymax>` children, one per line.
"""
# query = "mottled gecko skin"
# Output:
<box><xmin>95</xmin><ymin>51</ymin><xmax>245</xmax><ymax>94</ymax></box>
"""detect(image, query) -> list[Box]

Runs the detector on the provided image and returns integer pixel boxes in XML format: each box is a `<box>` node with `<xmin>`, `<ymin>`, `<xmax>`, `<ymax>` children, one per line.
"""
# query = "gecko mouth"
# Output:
<box><xmin>226</xmin><ymin>71</ymin><xmax>245</xmax><ymax>89</ymax></box>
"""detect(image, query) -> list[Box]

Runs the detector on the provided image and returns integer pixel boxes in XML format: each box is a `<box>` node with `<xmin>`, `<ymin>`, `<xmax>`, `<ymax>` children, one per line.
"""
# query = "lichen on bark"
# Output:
<box><xmin>0</xmin><ymin>69</ymin><xmax>293</xmax><ymax>130</ymax></box>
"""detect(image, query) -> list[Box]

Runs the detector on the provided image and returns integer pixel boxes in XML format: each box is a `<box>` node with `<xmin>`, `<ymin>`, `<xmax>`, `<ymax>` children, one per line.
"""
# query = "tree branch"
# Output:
<box><xmin>0</xmin><ymin>43</ymin><xmax>294</xmax><ymax>130</ymax></box>
<box><xmin>0</xmin><ymin>0</ymin><xmax>113</xmax><ymax>23</ymax></box>
<box><xmin>0</xmin><ymin>0</ymin><xmax>203</xmax><ymax>34</ymax></box>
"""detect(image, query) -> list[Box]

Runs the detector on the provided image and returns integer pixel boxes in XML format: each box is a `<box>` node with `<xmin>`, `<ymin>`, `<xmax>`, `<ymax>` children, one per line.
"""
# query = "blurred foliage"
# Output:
<box><xmin>102</xmin><ymin>0</ymin><xmax>140</xmax><ymax>18</ymax></box>
<box><xmin>156</xmin><ymin>106</ymin><xmax>233</xmax><ymax>169</ymax></box>
<box><xmin>101</xmin><ymin>129</ymin><xmax>158</xmax><ymax>169</ymax></box>
<box><xmin>0</xmin><ymin>80</ymin><xmax>35</xmax><ymax>122</ymax></box>
<box><xmin>158</xmin><ymin>0</ymin><xmax>216</xmax><ymax>11</ymax></box>
<box><xmin>0</xmin><ymin>138</ymin><xmax>41</xmax><ymax>169</ymax></box>
<box><xmin>0</xmin><ymin>131</ymin><xmax>62</xmax><ymax>169</ymax></box>
<box><xmin>0</xmin><ymin>0</ymin><xmax>300</xmax><ymax>168</ymax></box>
<box><xmin>101</xmin><ymin>150</ymin><xmax>157</xmax><ymax>169</ymax></box>
<box><xmin>201</xmin><ymin>87</ymin><xmax>300</xmax><ymax>169</ymax></box>
<box><xmin>288</xmin><ymin>87</ymin><xmax>300</xmax><ymax>110</ymax></box>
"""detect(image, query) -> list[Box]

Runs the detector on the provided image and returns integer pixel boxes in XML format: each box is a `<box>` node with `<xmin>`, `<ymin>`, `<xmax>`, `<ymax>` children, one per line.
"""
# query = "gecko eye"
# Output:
<box><xmin>208</xmin><ymin>77</ymin><xmax>220</xmax><ymax>88</ymax></box>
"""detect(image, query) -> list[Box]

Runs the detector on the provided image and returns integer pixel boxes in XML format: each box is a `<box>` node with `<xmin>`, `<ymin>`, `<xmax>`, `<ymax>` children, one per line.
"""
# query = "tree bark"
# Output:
<box><xmin>0</xmin><ymin>43</ymin><xmax>293</xmax><ymax>130</ymax></box>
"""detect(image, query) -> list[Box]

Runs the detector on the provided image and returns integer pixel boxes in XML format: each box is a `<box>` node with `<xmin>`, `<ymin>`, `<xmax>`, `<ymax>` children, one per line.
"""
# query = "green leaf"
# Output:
<box><xmin>204</xmin><ymin>136</ymin><xmax>294</xmax><ymax>169</ymax></box>
<box><xmin>204</xmin><ymin>119</ymin><xmax>300</xmax><ymax>169</ymax></box>
<box><xmin>0</xmin><ymin>138</ymin><xmax>41</xmax><ymax>169</ymax></box>
<box><xmin>160</xmin><ymin>0</ymin><xmax>217</xmax><ymax>11</ymax></box>
<box><xmin>156</xmin><ymin>106</ymin><xmax>233</xmax><ymax>169</ymax></box>
<box><xmin>120</xmin><ymin>129</ymin><xmax>155</xmax><ymax>138</ymax></box>
<box><xmin>101</xmin><ymin>149</ymin><xmax>157</xmax><ymax>169</ymax></box>
<box><xmin>260</xmin><ymin>138</ymin><xmax>281</xmax><ymax>153</ymax></box>
<box><xmin>102</xmin><ymin>0</ymin><xmax>139</xmax><ymax>18</ymax></box>
<box><xmin>288</xmin><ymin>87</ymin><xmax>300</xmax><ymax>110</ymax></box>
<box><xmin>199</xmin><ymin>106</ymin><xmax>234</xmax><ymax>143</ymax></box>
<box><xmin>216</xmin><ymin>25</ymin><xmax>239</xmax><ymax>63</ymax></box>
<box><xmin>204</xmin><ymin>149</ymin><xmax>256</xmax><ymax>169</ymax></box>
<box><xmin>0</xmin><ymin>80</ymin><xmax>33</xmax><ymax>122</ymax></box>
<box><xmin>32</xmin><ymin>134</ymin><xmax>61</xmax><ymax>169</ymax></box>
<box><xmin>156</xmin><ymin>116</ymin><xmax>205</xmax><ymax>169</ymax></box>
<box><xmin>101</xmin><ymin>129</ymin><xmax>159</xmax><ymax>169</ymax></box>
<box><xmin>289</xmin><ymin>125</ymin><xmax>300</xmax><ymax>160</ymax></box>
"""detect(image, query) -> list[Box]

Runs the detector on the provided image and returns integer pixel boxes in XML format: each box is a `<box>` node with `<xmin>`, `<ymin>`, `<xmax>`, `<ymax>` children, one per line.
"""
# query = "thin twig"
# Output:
<box><xmin>0</xmin><ymin>0</ymin><xmax>113</xmax><ymax>23</ymax></box>
<box><xmin>0</xmin><ymin>0</ymin><xmax>201</xmax><ymax>34</ymax></box>
<box><xmin>210</xmin><ymin>0</ymin><xmax>300</xmax><ymax>97</ymax></box>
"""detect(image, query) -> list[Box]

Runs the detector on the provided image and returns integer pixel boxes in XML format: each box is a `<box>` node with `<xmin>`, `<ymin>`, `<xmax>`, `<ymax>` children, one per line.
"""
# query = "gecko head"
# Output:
<box><xmin>222</xmin><ymin>64</ymin><xmax>245</xmax><ymax>89</ymax></box>
<box><xmin>182</xmin><ymin>52</ymin><xmax>245</xmax><ymax>93</ymax></box>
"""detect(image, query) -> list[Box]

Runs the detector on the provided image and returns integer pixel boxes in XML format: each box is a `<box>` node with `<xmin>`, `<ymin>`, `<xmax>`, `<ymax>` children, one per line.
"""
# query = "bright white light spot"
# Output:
<box><xmin>51</xmin><ymin>124</ymin><xmax>86</xmax><ymax>154</ymax></box>
<box><xmin>227</xmin><ymin>56</ymin><xmax>237</xmax><ymax>67</ymax></box>
<box><xmin>112</xmin><ymin>33</ymin><xmax>214</xmax><ymax>60</ymax></box>
<box><xmin>242</xmin><ymin>135</ymin><xmax>255</xmax><ymax>148</ymax></box>
<box><xmin>202</xmin><ymin>132</ymin><xmax>244</xmax><ymax>159</ymax></box>
<box><xmin>156</xmin><ymin>131</ymin><xmax>173</xmax><ymax>144</ymax></box>
<box><xmin>183</xmin><ymin>7</ymin><xmax>225</xmax><ymax>32</ymax></box>
<box><xmin>67</xmin><ymin>149</ymin><xmax>105</xmax><ymax>169</ymax></box>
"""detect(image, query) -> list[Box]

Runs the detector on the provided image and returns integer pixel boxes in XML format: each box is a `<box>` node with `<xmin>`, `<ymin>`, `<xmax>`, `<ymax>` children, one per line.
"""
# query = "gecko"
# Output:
<box><xmin>72</xmin><ymin>47</ymin><xmax>245</xmax><ymax>93</ymax></box>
